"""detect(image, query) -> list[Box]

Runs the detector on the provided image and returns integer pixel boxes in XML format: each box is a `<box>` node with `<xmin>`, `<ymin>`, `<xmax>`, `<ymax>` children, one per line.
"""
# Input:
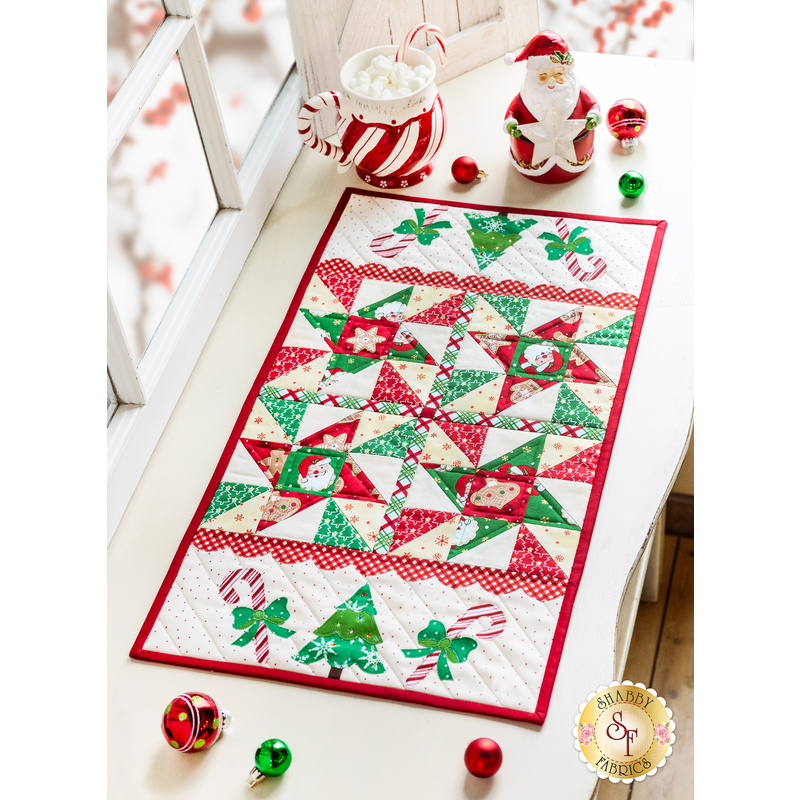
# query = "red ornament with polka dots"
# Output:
<box><xmin>161</xmin><ymin>692</ymin><xmax>230</xmax><ymax>752</ymax></box>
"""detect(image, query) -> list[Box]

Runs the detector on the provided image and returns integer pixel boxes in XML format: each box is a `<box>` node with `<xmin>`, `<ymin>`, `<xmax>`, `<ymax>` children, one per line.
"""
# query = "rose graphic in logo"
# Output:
<box><xmin>654</xmin><ymin>722</ymin><xmax>671</xmax><ymax>746</ymax></box>
<box><xmin>578</xmin><ymin>723</ymin><xmax>595</xmax><ymax>746</ymax></box>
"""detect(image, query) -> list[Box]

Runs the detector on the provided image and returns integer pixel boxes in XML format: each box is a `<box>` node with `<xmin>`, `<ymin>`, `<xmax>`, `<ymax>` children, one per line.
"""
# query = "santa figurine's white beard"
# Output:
<box><xmin>520</xmin><ymin>69</ymin><xmax>580</xmax><ymax>121</ymax></box>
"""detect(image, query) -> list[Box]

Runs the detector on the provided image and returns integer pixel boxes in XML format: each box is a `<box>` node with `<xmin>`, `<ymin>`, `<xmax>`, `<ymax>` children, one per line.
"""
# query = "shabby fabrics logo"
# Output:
<box><xmin>573</xmin><ymin>681</ymin><xmax>675</xmax><ymax>783</ymax></box>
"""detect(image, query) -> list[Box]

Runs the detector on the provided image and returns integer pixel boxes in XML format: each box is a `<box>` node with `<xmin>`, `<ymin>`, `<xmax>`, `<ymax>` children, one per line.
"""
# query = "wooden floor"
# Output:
<box><xmin>595</xmin><ymin>523</ymin><xmax>694</xmax><ymax>799</ymax></box>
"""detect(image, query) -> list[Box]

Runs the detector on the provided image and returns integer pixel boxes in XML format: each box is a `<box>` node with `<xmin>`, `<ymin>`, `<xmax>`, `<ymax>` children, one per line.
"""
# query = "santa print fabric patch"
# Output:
<box><xmin>132</xmin><ymin>189</ymin><xmax>666</xmax><ymax>725</ymax></box>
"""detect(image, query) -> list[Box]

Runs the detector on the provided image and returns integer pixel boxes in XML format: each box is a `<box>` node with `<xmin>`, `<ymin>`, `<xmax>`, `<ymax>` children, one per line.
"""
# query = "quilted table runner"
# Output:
<box><xmin>132</xmin><ymin>189</ymin><xmax>666</xmax><ymax>724</ymax></box>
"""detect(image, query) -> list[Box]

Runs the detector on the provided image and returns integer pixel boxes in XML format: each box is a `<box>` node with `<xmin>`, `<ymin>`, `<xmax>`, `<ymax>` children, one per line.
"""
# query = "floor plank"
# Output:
<box><xmin>594</xmin><ymin>533</ymin><xmax>689</xmax><ymax>800</ymax></box>
<box><xmin>623</xmin><ymin>534</ymin><xmax>679</xmax><ymax>685</ymax></box>
<box><xmin>632</xmin><ymin>536</ymin><xmax>694</xmax><ymax>799</ymax></box>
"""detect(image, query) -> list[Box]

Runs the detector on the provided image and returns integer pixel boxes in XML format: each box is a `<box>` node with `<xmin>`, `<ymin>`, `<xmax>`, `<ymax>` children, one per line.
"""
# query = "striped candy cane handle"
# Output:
<box><xmin>396</xmin><ymin>23</ymin><xmax>447</xmax><ymax>65</ymax></box>
<box><xmin>218</xmin><ymin>568</ymin><xmax>270</xmax><ymax>663</ymax></box>
<box><xmin>369</xmin><ymin>205</ymin><xmax>449</xmax><ymax>258</ymax></box>
<box><xmin>297</xmin><ymin>92</ymin><xmax>350</xmax><ymax>169</ymax></box>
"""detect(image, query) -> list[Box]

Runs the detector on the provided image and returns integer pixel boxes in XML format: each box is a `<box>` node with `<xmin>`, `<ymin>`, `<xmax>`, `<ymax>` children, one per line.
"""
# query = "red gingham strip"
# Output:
<box><xmin>316</xmin><ymin>260</ymin><xmax>639</xmax><ymax>310</ymax></box>
<box><xmin>192</xmin><ymin>530</ymin><xmax>568</xmax><ymax>602</ymax></box>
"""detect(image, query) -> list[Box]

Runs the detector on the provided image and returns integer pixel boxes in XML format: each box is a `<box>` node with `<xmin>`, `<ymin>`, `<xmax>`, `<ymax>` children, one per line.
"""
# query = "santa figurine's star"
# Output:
<box><xmin>345</xmin><ymin>325</ymin><xmax>386</xmax><ymax>354</ymax></box>
<box><xmin>518</xmin><ymin>104</ymin><xmax>587</xmax><ymax>164</ymax></box>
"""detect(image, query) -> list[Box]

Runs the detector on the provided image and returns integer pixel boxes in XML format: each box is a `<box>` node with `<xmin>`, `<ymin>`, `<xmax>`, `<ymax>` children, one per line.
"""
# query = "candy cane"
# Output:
<box><xmin>370</xmin><ymin>205</ymin><xmax>449</xmax><ymax>258</ymax></box>
<box><xmin>219</xmin><ymin>568</ymin><xmax>270</xmax><ymax>663</ymax></box>
<box><xmin>554</xmin><ymin>218</ymin><xmax>607</xmax><ymax>281</ymax></box>
<box><xmin>395</xmin><ymin>23</ymin><xmax>447</xmax><ymax>66</ymax></box>
<box><xmin>406</xmin><ymin>604</ymin><xmax>507</xmax><ymax>686</ymax></box>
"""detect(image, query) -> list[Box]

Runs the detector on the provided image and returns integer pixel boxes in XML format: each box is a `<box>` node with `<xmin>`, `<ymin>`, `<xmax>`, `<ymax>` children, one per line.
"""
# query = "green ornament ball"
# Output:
<box><xmin>618</xmin><ymin>171</ymin><xmax>645</xmax><ymax>198</ymax></box>
<box><xmin>254</xmin><ymin>739</ymin><xmax>292</xmax><ymax>776</ymax></box>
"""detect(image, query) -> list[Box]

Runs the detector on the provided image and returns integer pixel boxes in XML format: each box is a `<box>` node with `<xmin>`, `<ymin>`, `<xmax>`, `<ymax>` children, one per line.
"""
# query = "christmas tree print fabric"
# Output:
<box><xmin>132</xmin><ymin>190</ymin><xmax>666</xmax><ymax>724</ymax></box>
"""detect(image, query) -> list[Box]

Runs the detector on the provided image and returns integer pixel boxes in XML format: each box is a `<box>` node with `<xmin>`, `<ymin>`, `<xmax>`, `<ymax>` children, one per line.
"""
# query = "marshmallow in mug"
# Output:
<box><xmin>348</xmin><ymin>53</ymin><xmax>432</xmax><ymax>99</ymax></box>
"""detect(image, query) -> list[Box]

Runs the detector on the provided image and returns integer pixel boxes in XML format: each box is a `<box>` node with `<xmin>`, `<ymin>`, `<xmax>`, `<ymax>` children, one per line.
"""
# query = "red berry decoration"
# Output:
<box><xmin>464</xmin><ymin>737</ymin><xmax>503</xmax><ymax>777</ymax></box>
<box><xmin>606</xmin><ymin>99</ymin><xmax>648</xmax><ymax>151</ymax></box>
<box><xmin>161</xmin><ymin>692</ymin><xmax>231</xmax><ymax>752</ymax></box>
<box><xmin>451</xmin><ymin>156</ymin><xmax>487</xmax><ymax>184</ymax></box>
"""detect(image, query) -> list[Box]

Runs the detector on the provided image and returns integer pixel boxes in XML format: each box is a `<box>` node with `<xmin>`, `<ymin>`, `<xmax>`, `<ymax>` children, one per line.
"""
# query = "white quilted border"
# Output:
<box><xmin>143</xmin><ymin>545</ymin><xmax>564</xmax><ymax>716</ymax></box>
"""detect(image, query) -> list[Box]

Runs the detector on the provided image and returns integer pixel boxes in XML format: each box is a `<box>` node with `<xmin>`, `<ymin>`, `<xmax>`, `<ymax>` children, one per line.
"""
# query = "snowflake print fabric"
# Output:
<box><xmin>132</xmin><ymin>189</ymin><xmax>667</xmax><ymax>725</ymax></box>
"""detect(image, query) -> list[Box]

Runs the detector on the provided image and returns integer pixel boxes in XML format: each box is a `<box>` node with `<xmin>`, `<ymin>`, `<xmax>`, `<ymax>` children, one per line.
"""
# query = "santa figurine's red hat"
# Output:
<box><xmin>504</xmin><ymin>30</ymin><xmax>574</xmax><ymax>70</ymax></box>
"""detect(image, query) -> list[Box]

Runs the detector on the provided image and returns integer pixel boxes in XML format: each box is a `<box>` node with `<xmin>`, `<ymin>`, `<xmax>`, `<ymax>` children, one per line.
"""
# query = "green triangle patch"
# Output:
<box><xmin>481</xmin><ymin>294</ymin><xmax>530</xmax><ymax>334</ymax></box>
<box><xmin>551</xmin><ymin>383</ymin><xmax>604</xmax><ymax>429</ymax></box>
<box><xmin>440</xmin><ymin>369</ymin><xmax>500</xmax><ymax>406</ymax></box>
<box><xmin>354</xmin><ymin>286</ymin><xmax>414</xmax><ymax>321</ymax></box>
<box><xmin>425</xmin><ymin>467</ymin><xmax>474</xmax><ymax>509</ymax></box>
<box><xmin>202</xmin><ymin>482</ymin><xmax>266</xmax><ymax>523</ymax></box>
<box><xmin>350</xmin><ymin>419</ymin><xmax>417</xmax><ymax>459</ymax></box>
<box><xmin>314</xmin><ymin>500</ymin><xmax>370</xmax><ymax>551</ymax></box>
<box><xmin>447</xmin><ymin>516</ymin><xmax>515</xmax><ymax>560</ymax></box>
<box><xmin>389</xmin><ymin>323</ymin><xmax>434</xmax><ymax>364</ymax></box>
<box><xmin>523</xmin><ymin>481</ymin><xmax>581</xmax><ymax>530</ymax></box>
<box><xmin>479</xmin><ymin>435</ymin><xmax>546</xmax><ymax>473</ymax></box>
<box><xmin>577</xmin><ymin>314</ymin><xmax>634</xmax><ymax>348</ymax></box>
<box><xmin>259</xmin><ymin>397</ymin><xmax>306</xmax><ymax>442</ymax></box>
<box><xmin>300</xmin><ymin>309</ymin><xmax>348</xmax><ymax>347</ymax></box>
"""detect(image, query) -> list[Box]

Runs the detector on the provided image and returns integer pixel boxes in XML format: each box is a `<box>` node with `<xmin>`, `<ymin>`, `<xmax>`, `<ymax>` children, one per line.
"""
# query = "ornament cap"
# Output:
<box><xmin>247</xmin><ymin>766</ymin><xmax>266</xmax><ymax>788</ymax></box>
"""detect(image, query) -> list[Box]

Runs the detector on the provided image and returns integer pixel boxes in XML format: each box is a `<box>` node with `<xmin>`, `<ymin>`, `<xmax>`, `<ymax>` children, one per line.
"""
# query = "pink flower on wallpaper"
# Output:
<box><xmin>654</xmin><ymin>722</ymin><xmax>671</xmax><ymax>745</ymax></box>
<box><xmin>579</xmin><ymin>723</ymin><xmax>595</xmax><ymax>745</ymax></box>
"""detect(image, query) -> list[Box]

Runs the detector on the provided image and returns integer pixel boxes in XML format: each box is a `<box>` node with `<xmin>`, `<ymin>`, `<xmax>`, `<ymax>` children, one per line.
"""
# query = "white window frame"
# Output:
<box><xmin>107</xmin><ymin>0</ymin><xmax>302</xmax><ymax>542</ymax></box>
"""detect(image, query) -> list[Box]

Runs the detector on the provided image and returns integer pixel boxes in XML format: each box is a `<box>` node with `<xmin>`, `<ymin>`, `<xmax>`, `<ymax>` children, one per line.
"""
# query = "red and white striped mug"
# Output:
<box><xmin>298</xmin><ymin>29</ymin><xmax>447</xmax><ymax>189</ymax></box>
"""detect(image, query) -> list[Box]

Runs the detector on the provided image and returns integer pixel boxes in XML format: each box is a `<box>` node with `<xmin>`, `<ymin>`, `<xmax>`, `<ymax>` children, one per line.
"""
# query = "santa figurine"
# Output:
<box><xmin>503</xmin><ymin>31</ymin><xmax>600</xmax><ymax>184</ymax></box>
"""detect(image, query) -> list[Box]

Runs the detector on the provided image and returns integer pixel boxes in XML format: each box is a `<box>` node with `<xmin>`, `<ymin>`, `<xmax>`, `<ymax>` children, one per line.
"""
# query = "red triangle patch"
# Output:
<box><xmin>538</xmin><ymin>442</ymin><xmax>601</xmax><ymax>483</ymax></box>
<box><xmin>525</xmin><ymin>308</ymin><xmax>582</xmax><ymax>342</ymax></box>
<box><xmin>435</xmin><ymin>420</ymin><xmax>488</xmax><ymax>467</ymax></box>
<box><xmin>469</xmin><ymin>331</ymin><xmax>518</xmax><ymax>370</ymax></box>
<box><xmin>371</xmin><ymin>361</ymin><xmax>423</xmax><ymax>406</ymax></box>
<box><xmin>334</xmin><ymin>456</ymin><xmax>387</xmax><ymax>503</ymax></box>
<box><xmin>265</xmin><ymin>346</ymin><xmax>328</xmax><ymax>383</ymax></box>
<box><xmin>316</xmin><ymin>259</ymin><xmax>363</xmax><ymax>312</ymax></box>
<box><xmin>389</xmin><ymin>508</ymin><xmax>457</xmax><ymax>551</ymax></box>
<box><xmin>508</xmin><ymin>524</ymin><xmax>569</xmax><ymax>580</ymax></box>
<box><xmin>295</xmin><ymin>417</ymin><xmax>359</xmax><ymax>452</ymax></box>
<box><xmin>566</xmin><ymin>346</ymin><xmax>614</xmax><ymax>385</ymax></box>
<box><xmin>405</xmin><ymin>292</ymin><xmax>466</xmax><ymax>327</ymax></box>
<box><xmin>496</xmin><ymin>375</ymin><xmax>557</xmax><ymax>413</ymax></box>
<box><xmin>239</xmin><ymin>439</ymin><xmax>291</xmax><ymax>482</ymax></box>
<box><xmin>257</xmin><ymin>490</ymin><xmax>326</xmax><ymax>530</ymax></box>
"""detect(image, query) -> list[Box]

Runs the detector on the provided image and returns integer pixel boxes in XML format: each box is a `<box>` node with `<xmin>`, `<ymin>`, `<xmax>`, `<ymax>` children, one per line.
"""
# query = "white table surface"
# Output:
<box><xmin>108</xmin><ymin>51</ymin><xmax>693</xmax><ymax>800</ymax></box>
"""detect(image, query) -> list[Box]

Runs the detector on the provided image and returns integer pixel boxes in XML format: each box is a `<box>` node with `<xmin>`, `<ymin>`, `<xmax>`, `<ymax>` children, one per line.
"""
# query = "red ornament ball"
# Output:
<box><xmin>606</xmin><ymin>99</ymin><xmax>648</xmax><ymax>148</ymax></box>
<box><xmin>161</xmin><ymin>692</ymin><xmax>228</xmax><ymax>752</ymax></box>
<box><xmin>464</xmin><ymin>737</ymin><xmax>503</xmax><ymax>778</ymax></box>
<box><xmin>451</xmin><ymin>156</ymin><xmax>486</xmax><ymax>184</ymax></box>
